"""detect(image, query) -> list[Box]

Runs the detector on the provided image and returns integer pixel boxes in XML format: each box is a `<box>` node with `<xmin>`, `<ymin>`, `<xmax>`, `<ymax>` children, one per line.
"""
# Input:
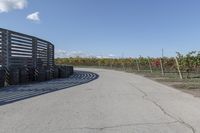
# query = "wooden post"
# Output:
<box><xmin>175</xmin><ymin>57</ymin><xmax>183</xmax><ymax>79</ymax></box>
<box><xmin>98</xmin><ymin>60</ymin><xmax>100</xmax><ymax>68</ymax></box>
<box><xmin>136</xmin><ymin>59</ymin><xmax>140</xmax><ymax>72</ymax></box>
<box><xmin>122</xmin><ymin>62</ymin><xmax>125</xmax><ymax>71</ymax></box>
<box><xmin>148</xmin><ymin>57</ymin><xmax>153</xmax><ymax>73</ymax></box>
<box><xmin>110</xmin><ymin>60</ymin><xmax>113</xmax><ymax>69</ymax></box>
<box><xmin>160</xmin><ymin>58</ymin><xmax>164</xmax><ymax>76</ymax></box>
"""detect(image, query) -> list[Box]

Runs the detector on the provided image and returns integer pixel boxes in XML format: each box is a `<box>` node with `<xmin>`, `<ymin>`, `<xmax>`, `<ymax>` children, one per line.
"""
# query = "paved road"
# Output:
<box><xmin>0</xmin><ymin>68</ymin><xmax>200</xmax><ymax>133</ymax></box>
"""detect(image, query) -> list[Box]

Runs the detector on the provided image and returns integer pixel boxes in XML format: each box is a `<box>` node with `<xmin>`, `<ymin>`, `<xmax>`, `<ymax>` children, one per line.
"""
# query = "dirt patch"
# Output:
<box><xmin>139</xmin><ymin>73</ymin><xmax>200</xmax><ymax>98</ymax></box>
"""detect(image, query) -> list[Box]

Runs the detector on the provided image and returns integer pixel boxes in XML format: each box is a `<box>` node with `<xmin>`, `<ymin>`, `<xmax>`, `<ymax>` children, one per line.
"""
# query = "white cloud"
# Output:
<box><xmin>108</xmin><ymin>54</ymin><xmax>115</xmax><ymax>58</ymax></box>
<box><xmin>26</xmin><ymin>11</ymin><xmax>40</xmax><ymax>22</ymax></box>
<box><xmin>55</xmin><ymin>49</ymin><xmax>116</xmax><ymax>59</ymax></box>
<box><xmin>55</xmin><ymin>50</ymin><xmax>92</xmax><ymax>58</ymax></box>
<box><xmin>0</xmin><ymin>0</ymin><xmax>27</xmax><ymax>13</ymax></box>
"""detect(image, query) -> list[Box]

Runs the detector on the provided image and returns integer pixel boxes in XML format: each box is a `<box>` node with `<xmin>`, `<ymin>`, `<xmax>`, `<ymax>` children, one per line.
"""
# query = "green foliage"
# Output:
<box><xmin>55</xmin><ymin>51</ymin><xmax>200</xmax><ymax>75</ymax></box>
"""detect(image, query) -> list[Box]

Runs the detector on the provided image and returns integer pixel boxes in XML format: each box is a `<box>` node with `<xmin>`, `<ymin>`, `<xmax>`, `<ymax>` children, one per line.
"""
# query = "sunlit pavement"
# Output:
<box><xmin>0</xmin><ymin>68</ymin><xmax>200</xmax><ymax>133</ymax></box>
<box><xmin>0</xmin><ymin>70</ymin><xmax>98</xmax><ymax>106</ymax></box>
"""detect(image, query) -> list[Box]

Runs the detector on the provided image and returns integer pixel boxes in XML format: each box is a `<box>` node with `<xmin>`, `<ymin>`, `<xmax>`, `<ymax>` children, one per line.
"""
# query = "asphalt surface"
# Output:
<box><xmin>0</xmin><ymin>68</ymin><xmax>200</xmax><ymax>133</ymax></box>
<box><xmin>0</xmin><ymin>70</ymin><xmax>98</xmax><ymax>106</ymax></box>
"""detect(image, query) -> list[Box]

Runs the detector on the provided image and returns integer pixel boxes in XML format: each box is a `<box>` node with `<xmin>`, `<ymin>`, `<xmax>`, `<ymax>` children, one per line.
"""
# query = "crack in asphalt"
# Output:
<box><xmin>61</xmin><ymin>121</ymin><xmax>178</xmax><ymax>131</ymax></box>
<box><xmin>129</xmin><ymin>83</ymin><xmax>196</xmax><ymax>133</ymax></box>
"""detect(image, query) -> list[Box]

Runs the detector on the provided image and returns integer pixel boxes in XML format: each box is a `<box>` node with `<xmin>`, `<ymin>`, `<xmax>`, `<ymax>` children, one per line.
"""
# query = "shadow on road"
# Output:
<box><xmin>0</xmin><ymin>70</ymin><xmax>99</xmax><ymax>106</ymax></box>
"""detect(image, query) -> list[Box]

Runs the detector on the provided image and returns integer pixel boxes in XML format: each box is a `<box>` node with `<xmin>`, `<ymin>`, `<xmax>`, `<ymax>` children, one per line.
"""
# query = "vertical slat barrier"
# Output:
<box><xmin>0</xmin><ymin>30</ymin><xmax>2</xmax><ymax>67</ymax></box>
<box><xmin>0</xmin><ymin>29</ymin><xmax>4</xmax><ymax>87</ymax></box>
<box><xmin>49</xmin><ymin>44</ymin><xmax>54</xmax><ymax>79</ymax></box>
<box><xmin>1</xmin><ymin>29</ymin><xmax>11</xmax><ymax>85</ymax></box>
<box><xmin>1</xmin><ymin>29</ymin><xmax>9</xmax><ymax>68</ymax></box>
<box><xmin>32</xmin><ymin>37</ymin><xmax>37</xmax><ymax>81</ymax></box>
<box><xmin>10</xmin><ymin>32</ymin><xmax>33</xmax><ymax>68</ymax></box>
<box><xmin>0</xmin><ymin>28</ymin><xmax>73</xmax><ymax>88</ymax></box>
<box><xmin>0</xmin><ymin>28</ymin><xmax>58</xmax><ymax>87</ymax></box>
<box><xmin>37</xmin><ymin>39</ymin><xmax>49</xmax><ymax>80</ymax></box>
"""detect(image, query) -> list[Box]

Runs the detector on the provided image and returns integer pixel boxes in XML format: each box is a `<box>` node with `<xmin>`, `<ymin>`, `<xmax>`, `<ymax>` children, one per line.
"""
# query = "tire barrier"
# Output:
<box><xmin>28</xmin><ymin>68</ymin><xmax>36</xmax><ymax>81</ymax></box>
<box><xmin>9</xmin><ymin>68</ymin><xmax>20</xmax><ymax>85</ymax></box>
<box><xmin>0</xmin><ymin>70</ymin><xmax>98</xmax><ymax>106</ymax></box>
<box><xmin>0</xmin><ymin>68</ymin><xmax>5</xmax><ymax>87</ymax></box>
<box><xmin>4</xmin><ymin>68</ymin><xmax>10</xmax><ymax>86</ymax></box>
<box><xmin>34</xmin><ymin>68</ymin><xmax>39</xmax><ymax>81</ymax></box>
<box><xmin>37</xmin><ymin>69</ymin><xmax>46</xmax><ymax>82</ymax></box>
<box><xmin>58</xmin><ymin>66</ymin><xmax>74</xmax><ymax>78</ymax></box>
<box><xmin>49</xmin><ymin>67</ymin><xmax>54</xmax><ymax>80</ymax></box>
<box><xmin>45</xmin><ymin>70</ymin><xmax>51</xmax><ymax>81</ymax></box>
<box><xmin>0</xmin><ymin>28</ymin><xmax>58</xmax><ymax>88</ymax></box>
<box><xmin>53</xmin><ymin>67</ymin><xmax>59</xmax><ymax>79</ymax></box>
<box><xmin>0</xmin><ymin>65</ymin><xmax>74</xmax><ymax>88</ymax></box>
<box><xmin>58</xmin><ymin>66</ymin><xmax>69</xmax><ymax>78</ymax></box>
<box><xmin>66</xmin><ymin>66</ymin><xmax>74</xmax><ymax>75</ymax></box>
<box><xmin>19</xmin><ymin>67</ymin><xmax>29</xmax><ymax>84</ymax></box>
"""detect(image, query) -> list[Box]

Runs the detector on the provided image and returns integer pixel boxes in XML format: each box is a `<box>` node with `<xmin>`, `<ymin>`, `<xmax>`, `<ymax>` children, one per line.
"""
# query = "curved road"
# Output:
<box><xmin>0</xmin><ymin>68</ymin><xmax>200</xmax><ymax>133</ymax></box>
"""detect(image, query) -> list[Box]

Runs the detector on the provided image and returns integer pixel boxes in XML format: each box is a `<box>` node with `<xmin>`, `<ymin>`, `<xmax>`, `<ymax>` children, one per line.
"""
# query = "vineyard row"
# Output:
<box><xmin>55</xmin><ymin>51</ymin><xmax>200</xmax><ymax>79</ymax></box>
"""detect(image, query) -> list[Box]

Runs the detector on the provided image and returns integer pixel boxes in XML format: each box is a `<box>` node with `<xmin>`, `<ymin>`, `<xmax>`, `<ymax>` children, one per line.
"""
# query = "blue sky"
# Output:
<box><xmin>1</xmin><ymin>0</ymin><xmax>200</xmax><ymax>58</ymax></box>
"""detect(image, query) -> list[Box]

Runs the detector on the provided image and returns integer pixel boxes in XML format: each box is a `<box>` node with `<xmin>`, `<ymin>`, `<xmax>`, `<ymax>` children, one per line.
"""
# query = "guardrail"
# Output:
<box><xmin>0</xmin><ymin>28</ymin><xmax>73</xmax><ymax>88</ymax></box>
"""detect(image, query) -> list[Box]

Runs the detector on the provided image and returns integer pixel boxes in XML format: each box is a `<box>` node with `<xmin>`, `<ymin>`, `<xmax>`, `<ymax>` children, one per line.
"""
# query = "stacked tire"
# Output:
<box><xmin>0</xmin><ymin>65</ymin><xmax>74</xmax><ymax>88</ymax></box>
<box><xmin>10</xmin><ymin>68</ymin><xmax>20</xmax><ymax>85</ymax></box>
<box><xmin>0</xmin><ymin>68</ymin><xmax>5</xmax><ymax>88</ymax></box>
<box><xmin>19</xmin><ymin>67</ymin><xmax>29</xmax><ymax>84</ymax></box>
<box><xmin>58</xmin><ymin>66</ymin><xmax>74</xmax><ymax>78</ymax></box>
<box><xmin>53</xmin><ymin>66</ymin><xmax>59</xmax><ymax>79</ymax></box>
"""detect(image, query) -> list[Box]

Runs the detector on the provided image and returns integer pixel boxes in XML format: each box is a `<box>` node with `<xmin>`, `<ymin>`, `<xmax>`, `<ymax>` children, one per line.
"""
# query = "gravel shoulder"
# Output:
<box><xmin>139</xmin><ymin>72</ymin><xmax>200</xmax><ymax>98</ymax></box>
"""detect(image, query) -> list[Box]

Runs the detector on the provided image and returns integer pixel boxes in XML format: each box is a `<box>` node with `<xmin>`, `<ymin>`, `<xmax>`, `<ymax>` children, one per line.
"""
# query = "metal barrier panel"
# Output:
<box><xmin>10</xmin><ymin>31</ymin><xmax>33</xmax><ymax>68</ymax></box>
<box><xmin>0</xmin><ymin>30</ymin><xmax>2</xmax><ymax>67</ymax></box>
<box><xmin>0</xmin><ymin>28</ymin><xmax>74</xmax><ymax>88</ymax></box>
<box><xmin>0</xmin><ymin>28</ymin><xmax>55</xmax><ymax>69</ymax></box>
<box><xmin>37</xmin><ymin>39</ymin><xmax>48</xmax><ymax>68</ymax></box>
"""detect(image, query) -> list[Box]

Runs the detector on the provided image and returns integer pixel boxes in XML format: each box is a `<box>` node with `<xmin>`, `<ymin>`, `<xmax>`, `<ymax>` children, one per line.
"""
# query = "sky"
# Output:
<box><xmin>0</xmin><ymin>0</ymin><xmax>200</xmax><ymax>58</ymax></box>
